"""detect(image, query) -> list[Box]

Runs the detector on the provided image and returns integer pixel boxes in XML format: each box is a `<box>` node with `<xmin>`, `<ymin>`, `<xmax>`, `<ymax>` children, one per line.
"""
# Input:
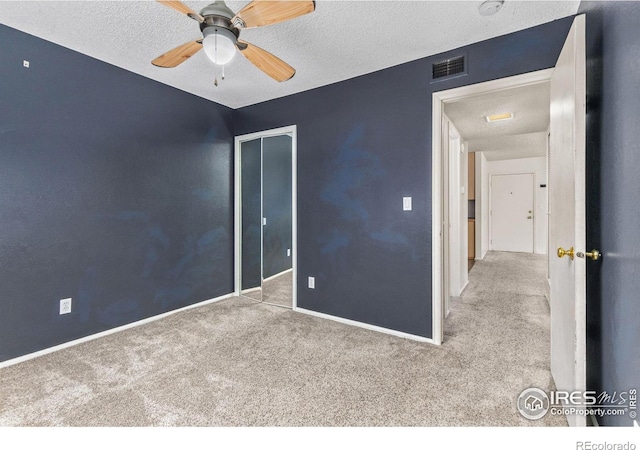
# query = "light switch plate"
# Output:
<box><xmin>308</xmin><ymin>277</ymin><xmax>315</xmax><ymax>289</ymax></box>
<box><xmin>262</xmin><ymin>217</ymin><xmax>267</xmax><ymax>226</ymax></box>
<box><xmin>403</xmin><ymin>197</ymin><xmax>412</xmax><ymax>211</ymax></box>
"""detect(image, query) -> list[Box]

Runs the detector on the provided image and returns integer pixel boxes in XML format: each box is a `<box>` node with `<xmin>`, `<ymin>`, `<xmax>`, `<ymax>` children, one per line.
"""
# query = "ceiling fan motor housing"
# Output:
<box><xmin>199</xmin><ymin>1</ymin><xmax>239</xmax><ymax>40</ymax></box>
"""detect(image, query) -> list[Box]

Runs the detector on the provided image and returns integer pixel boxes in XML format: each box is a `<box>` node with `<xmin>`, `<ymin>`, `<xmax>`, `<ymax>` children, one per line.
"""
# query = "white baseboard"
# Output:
<box><xmin>241</xmin><ymin>286</ymin><xmax>261</xmax><ymax>294</ymax></box>
<box><xmin>294</xmin><ymin>307</ymin><xmax>435</xmax><ymax>345</ymax></box>
<box><xmin>544</xmin><ymin>279</ymin><xmax>551</xmax><ymax>305</ymax></box>
<box><xmin>0</xmin><ymin>292</ymin><xmax>235</xmax><ymax>369</ymax></box>
<box><xmin>458</xmin><ymin>280</ymin><xmax>470</xmax><ymax>296</ymax></box>
<box><xmin>263</xmin><ymin>268</ymin><xmax>293</xmax><ymax>283</ymax></box>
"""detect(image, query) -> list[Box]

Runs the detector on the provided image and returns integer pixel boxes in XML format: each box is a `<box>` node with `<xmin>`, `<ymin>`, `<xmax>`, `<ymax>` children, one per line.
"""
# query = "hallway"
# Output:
<box><xmin>445</xmin><ymin>251</ymin><xmax>565</xmax><ymax>425</ymax></box>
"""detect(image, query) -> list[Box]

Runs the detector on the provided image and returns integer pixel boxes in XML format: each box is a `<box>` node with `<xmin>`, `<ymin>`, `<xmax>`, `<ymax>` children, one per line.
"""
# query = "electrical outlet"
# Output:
<box><xmin>308</xmin><ymin>277</ymin><xmax>315</xmax><ymax>289</ymax></box>
<box><xmin>403</xmin><ymin>197</ymin><xmax>412</xmax><ymax>211</ymax></box>
<box><xmin>23</xmin><ymin>60</ymin><xmax>30</xmax><ymax>68</ymax></box>
<box><xmin>59</xmin><ymin>298</ymin><xmax>72</xmax><ymax>315</ymax></box>
<box><xmin>287</xmin><ymin>248</ymin><xmax>291</xmax><ymax>257</ymax></box>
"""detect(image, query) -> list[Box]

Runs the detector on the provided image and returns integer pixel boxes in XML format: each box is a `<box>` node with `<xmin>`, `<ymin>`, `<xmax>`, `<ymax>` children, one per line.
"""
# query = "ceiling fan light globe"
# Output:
<box><xmin>202</xmin><ymin>27</ymin><xmax>236</xmax><ymax>65</ymax></box>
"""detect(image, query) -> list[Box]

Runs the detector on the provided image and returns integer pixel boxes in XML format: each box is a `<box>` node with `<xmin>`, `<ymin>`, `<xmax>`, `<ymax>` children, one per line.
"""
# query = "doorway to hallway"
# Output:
<box><xmin>432</xmin><ymin>15</ymin><xmax>588</xmax><ymax>427</ymax></box>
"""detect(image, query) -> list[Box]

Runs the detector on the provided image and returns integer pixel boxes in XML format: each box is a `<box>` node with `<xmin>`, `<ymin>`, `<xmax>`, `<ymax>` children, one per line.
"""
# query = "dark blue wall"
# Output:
<box><xmin>0</xmin><ymin>24</ymin><xmax>235</xmax><ymax>362</ymax></box>
<box><xmin>234</xmin><ymin>18</ymin><xmax>574</xmax><ymax>337</ymax></box>
<box><xmin>579</xmin><ymin>1</ymin><xmax>640</xmax><ymax>427</ymax></box>
<box><xmin>241</xmin><ymin>138</ymin><xmax>262</xmax><ymax>290</ymax></box>
<box><xmin>262</xmin><ymin>135</ymin><xmax>293</xmax><ymax>279</ymax></box>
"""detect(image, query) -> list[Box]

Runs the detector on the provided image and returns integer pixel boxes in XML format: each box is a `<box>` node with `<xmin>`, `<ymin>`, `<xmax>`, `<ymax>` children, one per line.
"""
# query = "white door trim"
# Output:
<box><xmin>234</xmin><ymin>125</ymin><xmax>298</xmax><ymax>308</ymax></box>
<box><xmin>432</xmin><ymin>68</ymin><xmax>553</xmax><ymax>345</ymax></box>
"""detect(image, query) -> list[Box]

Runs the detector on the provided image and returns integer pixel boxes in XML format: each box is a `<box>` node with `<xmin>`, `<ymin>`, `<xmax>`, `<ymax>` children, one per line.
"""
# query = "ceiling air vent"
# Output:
<box><xmin>431</xmin><ymin>55</ymin><xmax>466</xmax><ymax>82</ymax></box>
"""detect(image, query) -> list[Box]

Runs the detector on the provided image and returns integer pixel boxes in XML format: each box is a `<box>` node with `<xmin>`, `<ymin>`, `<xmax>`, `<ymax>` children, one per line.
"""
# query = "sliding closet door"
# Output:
<box><xmin>262</xmin><ymin>135</ymin><xmax>293</xmax><ymax>278</ymax></box>
<box><xmin>237</xmin><ymin>132</ymin><xmax>293</xmax><ymax>307</ymax></box>
<box><xmin>240</xmin><ymin>138</ymin><xmax>262</xmax><ymax>299</ymax></box>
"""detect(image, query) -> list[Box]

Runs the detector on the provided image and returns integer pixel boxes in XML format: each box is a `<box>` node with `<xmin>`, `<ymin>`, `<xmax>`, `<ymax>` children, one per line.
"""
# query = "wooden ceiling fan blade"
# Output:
<box><xmin>152</xmin><ymin>40</ymin><xmax>203</xmax><ymax>68</ymax></box>
<box><xmin>232</xmin><ymin>1</ymin><xmax>315</xmax><ymax>28</ymax></box>
<box><xmin>157</xmin><ymin>0</ymin><xmax>204</xmax><ymax>22</ymax></box>
<box><xmin>236</xmin><ymin>40</ymin><xmax>295</xmax><ymax>82</ymax></box>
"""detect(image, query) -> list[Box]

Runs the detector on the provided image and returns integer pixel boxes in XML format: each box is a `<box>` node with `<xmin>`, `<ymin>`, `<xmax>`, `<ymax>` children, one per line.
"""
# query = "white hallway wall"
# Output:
<box><xmin>482</xmin><ymin>156</ymin><xmax>548</xmax><ymax>255</ymax></box>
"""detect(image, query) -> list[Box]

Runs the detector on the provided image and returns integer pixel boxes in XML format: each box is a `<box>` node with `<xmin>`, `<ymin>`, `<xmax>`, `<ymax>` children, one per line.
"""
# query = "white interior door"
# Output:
<box><xmin>490</xmin><ymin>173</ymin><xmax>534</xmax><ymax>253</ymax></box>
<box><xmin>549</xmin><ymin>15</ymin><xmax>586</xmax><ymax>427</ymax></box>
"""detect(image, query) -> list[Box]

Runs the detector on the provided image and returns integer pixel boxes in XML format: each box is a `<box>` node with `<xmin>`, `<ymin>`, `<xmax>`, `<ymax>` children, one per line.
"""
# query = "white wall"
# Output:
<box><xmin>485</xmin><ymin>156</ymin><xmax>548</xmax><ymax>254</ymax></box>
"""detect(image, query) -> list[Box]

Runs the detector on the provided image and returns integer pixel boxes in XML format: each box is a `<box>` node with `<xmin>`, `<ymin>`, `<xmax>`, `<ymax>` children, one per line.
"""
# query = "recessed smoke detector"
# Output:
<box><xmin>479</xmin><ymin>0</ymin><xmax>505</xmax><ymax>16</ymax></box>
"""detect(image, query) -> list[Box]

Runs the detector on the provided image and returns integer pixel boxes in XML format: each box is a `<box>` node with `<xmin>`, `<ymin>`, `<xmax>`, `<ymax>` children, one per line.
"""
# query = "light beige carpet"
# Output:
<box><xmin>0</xmin><ymin>252</ymin><xmax>564</xmax><ymax>426</ymax></box>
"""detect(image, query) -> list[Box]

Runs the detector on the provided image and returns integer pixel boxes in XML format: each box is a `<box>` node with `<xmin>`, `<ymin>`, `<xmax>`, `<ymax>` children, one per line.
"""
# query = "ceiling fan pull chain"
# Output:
<box><xmin>214</xmin><ymin>64</ymin><xmax>218</xmax><ymax>87</ymax></box>
<box><xmin>215</xmin><ymin>29</ymin><xmax>218</xmax><ymax>63</ymax></box>
<box><xmin>222</xmin><ymin>65</ymin><xmax>225</xmax><ymax>81</ymax></box>
<box><xmin>214</xmin><ymin>29</ymin><xmax>220</xmax><ymax>86</ymax></box>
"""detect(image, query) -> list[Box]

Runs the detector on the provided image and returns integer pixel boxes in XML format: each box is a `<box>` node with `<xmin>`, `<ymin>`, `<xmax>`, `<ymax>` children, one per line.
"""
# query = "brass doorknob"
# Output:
<box><xmin>557</xmin><ymin>246</ymin><xmax>574</xmax><ymax>260</ymax></box>
<box><xmin>576</xmin><ymin>249</ymin><xmax>601</xmax><ymax>261</ymax></box>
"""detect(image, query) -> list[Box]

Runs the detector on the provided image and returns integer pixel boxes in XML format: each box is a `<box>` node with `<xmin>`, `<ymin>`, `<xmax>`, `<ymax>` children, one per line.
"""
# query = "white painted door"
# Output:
<box><xmin>549</xmin><ymin>15</ymin><xmax>586</xmax><ymax>427</ymax></box>
<box><xmin>490</xmin><ymin>173</ymin><xmax>534</xmax><ymax>253</ymax></box>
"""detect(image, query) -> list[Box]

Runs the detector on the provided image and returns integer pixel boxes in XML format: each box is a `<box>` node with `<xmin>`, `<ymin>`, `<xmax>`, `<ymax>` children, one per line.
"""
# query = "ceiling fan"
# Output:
<box><xmin>153</xmin><ymin>0</ymin><xmax>315</xmax><ymax>84</ymax></box>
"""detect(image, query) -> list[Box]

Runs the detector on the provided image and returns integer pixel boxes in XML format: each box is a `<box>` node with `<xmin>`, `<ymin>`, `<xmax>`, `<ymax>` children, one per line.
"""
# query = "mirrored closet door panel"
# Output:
<box><xmin>240</xmin><ymin>138</ymin><xmax>262</xmax><ymax>301</ymax></box>
<box><xmin>261</xmin><ymin>135</ymin><xmax>293</xmax><ymax>308</ymax></box>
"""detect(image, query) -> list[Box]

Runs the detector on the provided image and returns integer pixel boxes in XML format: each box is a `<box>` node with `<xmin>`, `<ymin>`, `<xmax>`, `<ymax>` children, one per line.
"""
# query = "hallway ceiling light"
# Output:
<box><xmin>486</xmin><ymin>112</ymin><xmax>514</xmax><ymax>122</ymax></box>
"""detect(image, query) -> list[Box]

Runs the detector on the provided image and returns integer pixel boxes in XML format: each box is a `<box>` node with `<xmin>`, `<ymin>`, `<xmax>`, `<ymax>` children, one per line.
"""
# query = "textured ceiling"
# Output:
<box><xmin>0</xmin><ymin>1</ymin><xmax>579</xmax><ymax>109</ymax></box>
<box><xmin>470</xmin><ymin>132</ymin><xmax>548</xmax><ymax>161</ymax></box>
<box><xmin>445</xmin><ymin>81</ymin><xmax>550</xmax><ymax>161</ymax></box>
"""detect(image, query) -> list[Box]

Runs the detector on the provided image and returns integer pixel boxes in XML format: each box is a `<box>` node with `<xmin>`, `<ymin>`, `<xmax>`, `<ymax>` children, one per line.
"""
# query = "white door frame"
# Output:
<box><xmin>447</xmin><ymin>118</ymin><xmax>462</xmax><ymax>305</ymax></box>
<box><xmin>489</xmin><ymin>172</ymin><xmax>535</xmax><ymax>253</ymax></box>
<box><xmin>234</xmin><ymin>125</ymin><xmax>298</xmax><ymax>308</ymax></box>
<box><xmin>431</xmin><ymin>68</ymin><xmax>553</xmax><ymax>345</ymax></box>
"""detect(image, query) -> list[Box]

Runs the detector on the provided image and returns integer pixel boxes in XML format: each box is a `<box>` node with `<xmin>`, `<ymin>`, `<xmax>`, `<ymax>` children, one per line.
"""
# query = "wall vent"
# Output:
<box><xmin>431</xmin><ymin>55</ymin><xmax>466</xmax><ymax>82</ymax></box>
